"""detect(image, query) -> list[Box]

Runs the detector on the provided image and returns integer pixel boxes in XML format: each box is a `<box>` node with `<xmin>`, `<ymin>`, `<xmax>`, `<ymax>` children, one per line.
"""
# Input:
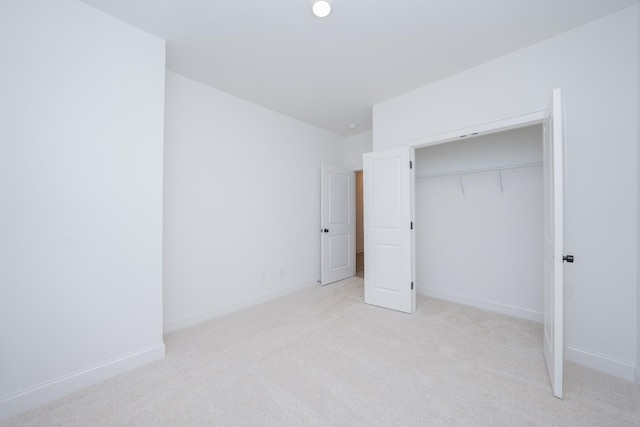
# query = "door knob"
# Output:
<box><xmin>324</xmin><ymin>228</ymin><xmax>329</xmax><ymax>233</ymax></box>
<box><xmin>562</xmin><ymin>255</ymin><xmax>574</xmax><ymax>263</ymax></box>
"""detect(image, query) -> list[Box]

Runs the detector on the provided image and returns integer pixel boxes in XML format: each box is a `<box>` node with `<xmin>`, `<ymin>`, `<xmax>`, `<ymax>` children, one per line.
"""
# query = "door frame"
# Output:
<box><xmin>349</xmin><ymin>167</ymin><xmax>365</xmax><ymax>280</ymax></box>
<box><xmin>354</xmin><ymin>170</ymin><xmax>365</xmax><ymax>275</ymax></box>
<box><xmin>400</xmin><ymin>106</ymin><xmax>566</xmax><ymax>396</ymax></box>
<box><xmin>402</xmin><ymin>109</ymin><xmax>546</xmax><ymax>309</ymax></box>
<box><xmin>404</xmin><ymin>110</ymin><xmax>545</xmax><ymax>151</ymax></box>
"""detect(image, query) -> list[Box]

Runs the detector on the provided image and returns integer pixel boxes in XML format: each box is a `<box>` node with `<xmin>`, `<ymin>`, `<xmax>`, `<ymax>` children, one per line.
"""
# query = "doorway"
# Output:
<box><xmin>363</xmin><ymin>89</ymin><xmax>565</xmax><ymax>397</ymax></box>
<box><xmin>355</xmin><ymin>170</ymin><xmax>364</xmax><ymax>278</ymax></box>
<box><xmin>414</xmin><ymin>125</ymin><xmax>544</xmax><ymax>321</ymax></box>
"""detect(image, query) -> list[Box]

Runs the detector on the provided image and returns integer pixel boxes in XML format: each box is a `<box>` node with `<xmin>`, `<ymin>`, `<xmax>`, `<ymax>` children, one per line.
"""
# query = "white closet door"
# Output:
<box><xmin>543</xmin><ymin>88</ymin><xmax>566</xmax><ymax>398</ymax></box>
<box><xmin>363</xmin><ymin>147</ymin><xmax>415</xmax><ymax>313</ymax></box>
<box><xmin>320</xmin><ymin>165</ymin><xmax>355</xmax><ymax>285</ymax></box>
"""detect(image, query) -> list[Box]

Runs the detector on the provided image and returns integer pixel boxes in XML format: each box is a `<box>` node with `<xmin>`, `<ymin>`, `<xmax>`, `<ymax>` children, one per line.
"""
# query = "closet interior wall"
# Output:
<box><xmin>414</xmin><ymin>125</ymin><xmax>544</xmax><ymax>321</ymax></box>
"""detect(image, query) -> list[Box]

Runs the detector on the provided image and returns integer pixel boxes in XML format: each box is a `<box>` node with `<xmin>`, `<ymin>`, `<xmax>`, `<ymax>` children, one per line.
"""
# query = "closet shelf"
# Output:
<box><xmin>415</xmin><ymin>161</ymin><xmax>542</xmax><ymax>180</ymax></box>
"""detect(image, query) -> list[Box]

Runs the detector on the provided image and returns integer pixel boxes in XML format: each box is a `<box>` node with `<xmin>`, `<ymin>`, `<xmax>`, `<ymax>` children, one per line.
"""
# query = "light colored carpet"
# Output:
<box><xmin>3</xmin><ymin>277</ymin><xmax>639</xmax><ymax>426</ymax></box>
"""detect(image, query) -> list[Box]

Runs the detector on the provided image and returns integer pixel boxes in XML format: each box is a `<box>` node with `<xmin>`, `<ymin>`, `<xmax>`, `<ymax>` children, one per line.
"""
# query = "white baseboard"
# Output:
<box><xmin>163</xmin><ymin>281</ymin><xmax>317</xmax><ymax>333</ymax></box>
<box><xmin>566</xmin><ymin>345</ymin><xmax>636</xmax><ymax>382</ymax></box>
<box><xmin>0</xmin><ymin>343</ymin><xmax>165</xmax><ymax>422</ymax></box>
<box><xmin>417</xmin><ymin>286</ymin><xmax>543</xmax><ymax>323</ymax></box>
<box><xmin>418</xmin><ymin>286</ymin><xmax>637</xmax><ymax>383</ymax></box>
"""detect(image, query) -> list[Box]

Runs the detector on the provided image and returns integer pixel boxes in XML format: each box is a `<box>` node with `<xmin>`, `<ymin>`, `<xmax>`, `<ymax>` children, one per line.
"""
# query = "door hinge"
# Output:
<box><xmin>411</xmin><ymin>282</ymin><xmax>414</xmax><ymax>290</ymax></box>
<box><xmin>409</xmin><ymin>161</ymin><xmax>413</xmax><ymax>169</ymax></box>
<box><xmin>410</xmin><ymin>221</ymin><xmax>413</xmax><ymax>230</ymax></box>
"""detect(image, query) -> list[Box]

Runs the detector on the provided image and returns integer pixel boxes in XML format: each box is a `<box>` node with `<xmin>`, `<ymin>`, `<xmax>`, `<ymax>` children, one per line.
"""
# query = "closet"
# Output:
<box><xmin>414</xmin><ymin>124</ymin><xmax>544</xmax><ymax>321</ymax></box>
<box><xmin>364</xmin><ymin>90</ymin><xmax>565</xmax><ymax>397</ymax></box>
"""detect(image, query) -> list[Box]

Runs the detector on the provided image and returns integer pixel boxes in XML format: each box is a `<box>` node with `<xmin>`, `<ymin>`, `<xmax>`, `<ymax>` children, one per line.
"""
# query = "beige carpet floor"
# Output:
<box><xmin>3</xmin><ymin>276</ymin><xmax>639</xmax><ymax>426</ymax></box>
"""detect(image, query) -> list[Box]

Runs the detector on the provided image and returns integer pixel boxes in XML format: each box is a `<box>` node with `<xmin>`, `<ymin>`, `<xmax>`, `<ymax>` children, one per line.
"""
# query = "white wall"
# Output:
<box><xmin>163</xmin><ymin>72</ymin><xmax>345</xmax><ymax>332</ymax></box>
<box><xmin>415</xmin><ymin>126</ymin><xmax>543</xmax><ymax>321</ymax></box>
<box><xmin>345</xmin><ymin>130</ymin><xmax>373</xmax><ymax>170</ymax></box>
<box><xmin>374</xmin><ymin>6</ymin><xmax>639</xmax><ymax>381</ymax></box>
<box><xmin>0</xmin><ymin>0</ymin><xmax>166</xmax><ymax>420</ymax></box>
<box><xmin>637</xmin><ymin>2</ymin><xmax>640</xmax><ymax>389</ymax></box>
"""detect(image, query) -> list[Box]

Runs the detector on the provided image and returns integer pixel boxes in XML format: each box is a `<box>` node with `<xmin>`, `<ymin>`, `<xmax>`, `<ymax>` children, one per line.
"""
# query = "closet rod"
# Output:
<box><xmin>416</xmin><ymin>161</ymin><xmax>542</xmax><ymax>180</ymax></box>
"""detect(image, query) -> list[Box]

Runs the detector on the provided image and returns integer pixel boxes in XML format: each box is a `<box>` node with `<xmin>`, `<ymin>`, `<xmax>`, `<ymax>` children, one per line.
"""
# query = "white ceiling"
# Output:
<box><xmin>80</xmin><ymin>0</ymin><xmax>637</xmax><ymax>136</ymax></box>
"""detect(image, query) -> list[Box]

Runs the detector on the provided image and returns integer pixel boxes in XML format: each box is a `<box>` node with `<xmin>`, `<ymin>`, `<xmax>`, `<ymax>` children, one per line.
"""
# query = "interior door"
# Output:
<box><xmin>320</xmin><ymin>165</ymin><xmax>355</xmax><ymax>285</ymax></box>
<box><xmin>543</xmin><ymin>88</ymin><xmax>565</xmax><ymax>398</ymax></box>
<box><xmin>363</xmin><ymin>147</ymin><xmax>415</xmax><ymax>313</ymax></box>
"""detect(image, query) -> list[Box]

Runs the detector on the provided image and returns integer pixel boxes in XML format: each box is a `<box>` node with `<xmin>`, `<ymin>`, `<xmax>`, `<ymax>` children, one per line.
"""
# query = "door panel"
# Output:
<box><xmin>321</xmin><ymin>165</ymin><xmax>355</xmax><ymax>285</ymax></box>
<box><xmin>363</xmin><ymin>147</ymin><xmax>415</xmax><ymax>313</ymax></box>
<box><xmin>329</xmin><ymin>173</ymin><xmax>350</xmax><ymax>223</ymax></box>
<box><xmin>372</xmin><ymin>244</ymin><xmax>403</xmax><ymax>291</ymax></box>
<box><xmin>329</xmin><ymin>235</ymin><xmax>349</xmax><ymax>268</ymax></box>
<box><xmin>543</xmin><ymin>88</ymin><xmax>565</xmax><ymax>398</ymax></box>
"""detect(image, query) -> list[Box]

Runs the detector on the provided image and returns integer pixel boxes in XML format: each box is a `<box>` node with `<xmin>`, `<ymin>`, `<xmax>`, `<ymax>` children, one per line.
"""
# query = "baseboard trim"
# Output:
<box><xmin>418</xmin><ymin>286</ymin><xmax>637</xmax><ymax>383</ymax></box>
<box><xmin>417</xmin><ymin>286</ymin><xmax>543</xmax><ymax>323</ymax></box>
<box><xmin>566</xmin><ymin>345</ymin><xmax>636</xmax><ymax>382</ymax></box>
<box><xmin>0</xmin><ymin>342</ymin><xmax>165</xmax><ymax>422</ymax></box>
<box><xmin>163</xmin><ymin>281</ymin><xmax>317</xmax><ymax>333</ymax></box>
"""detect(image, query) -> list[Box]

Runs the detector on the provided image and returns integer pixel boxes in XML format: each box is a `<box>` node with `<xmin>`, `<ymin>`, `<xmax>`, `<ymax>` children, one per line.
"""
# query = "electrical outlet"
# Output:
<box><xmin>260</xmin><ymin>272</ymin><xmax>266</xmax><ymax>282</ymax></box>
<box><xmin>279</xmin><ymin>268</ymin><xmax>285</xmax><ymax>278</ymax></box>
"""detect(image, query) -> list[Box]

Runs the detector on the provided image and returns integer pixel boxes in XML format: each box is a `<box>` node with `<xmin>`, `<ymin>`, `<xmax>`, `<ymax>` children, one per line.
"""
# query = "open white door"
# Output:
<box><xmin>321</xmin><ymin>165</ymin><xmax>355</xmax><ymax>285</ymax></box>
<box><xmin>363</xmin><ymin>147</ymin><xmax>415</xmax><ymax>313</ymax></box>
<box><xmin>543</xmin><ymin>88</ymin><xmax>567</xmax><ymax>398</ymax></box>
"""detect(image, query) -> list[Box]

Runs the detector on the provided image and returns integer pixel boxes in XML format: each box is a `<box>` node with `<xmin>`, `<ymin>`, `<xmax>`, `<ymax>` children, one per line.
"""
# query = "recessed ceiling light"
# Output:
<box><xmin>312</xmin><ymin>1</ymin><xmax>331</xmax><ymax>18</ymax></box>
<box><xmin>349</xmin><ymin>123</ymin><xmax>357</xmax><ymax>129</ymax></box>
